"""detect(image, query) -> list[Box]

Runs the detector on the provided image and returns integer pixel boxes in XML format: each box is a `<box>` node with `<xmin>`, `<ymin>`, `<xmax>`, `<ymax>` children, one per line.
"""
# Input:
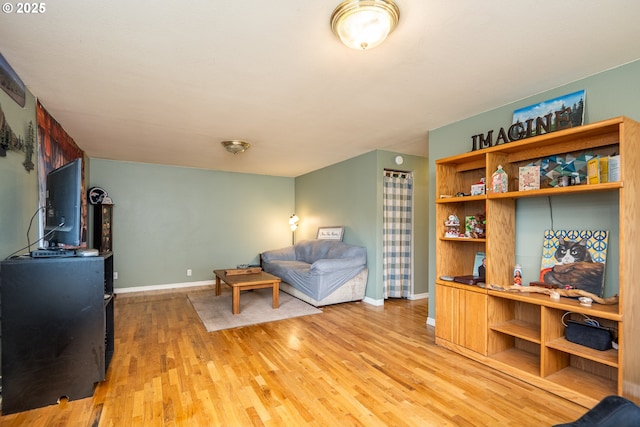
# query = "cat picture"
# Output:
<box><xmin>540</xmin><ymin>230</ymin><xmax>608</xmax><ymax>297</ymax></box>
<box><xmin>552</xmin><ymin>238</ymin><xmax>592</xmax><ymax>263</ymax></box>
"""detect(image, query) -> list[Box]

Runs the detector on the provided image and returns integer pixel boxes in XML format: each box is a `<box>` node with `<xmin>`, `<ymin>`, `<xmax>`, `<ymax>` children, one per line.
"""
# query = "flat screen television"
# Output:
<box><xmin>43</xmin><ymin>158</ymin><xmax>83</xmax><ymax>248</ymax></box>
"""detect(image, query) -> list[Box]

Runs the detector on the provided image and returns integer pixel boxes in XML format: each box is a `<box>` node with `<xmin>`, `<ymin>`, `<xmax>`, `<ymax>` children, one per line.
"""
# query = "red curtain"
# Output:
<box><xmin>36</xmin><ymin>101</ymin><xmax>87</xmax><ymax>245</ymax></box>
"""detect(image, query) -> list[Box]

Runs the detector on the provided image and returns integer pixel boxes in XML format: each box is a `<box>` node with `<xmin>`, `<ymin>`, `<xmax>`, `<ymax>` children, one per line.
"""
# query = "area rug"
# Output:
<box><xmin>187</xmin><ymin>287</ymin><xmax>322</xmax><ymax>332</ymax></box>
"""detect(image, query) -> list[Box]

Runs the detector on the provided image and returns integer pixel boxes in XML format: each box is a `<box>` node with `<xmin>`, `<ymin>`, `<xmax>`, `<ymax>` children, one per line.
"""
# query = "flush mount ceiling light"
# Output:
<box><xmin>221</xmin><ymin>140</ymin><xmax>250</xmax><ymax>155</ymax></box>
<box><xmin>330</xmin><ymin>0</ymin><xmax>400</xmax><ymax>50</ymax></box>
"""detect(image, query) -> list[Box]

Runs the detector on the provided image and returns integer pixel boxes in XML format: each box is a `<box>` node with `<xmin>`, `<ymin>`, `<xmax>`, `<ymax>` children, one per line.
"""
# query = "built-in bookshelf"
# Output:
<box><xmin>434</xmin><ymin>116</ymin><xmax>640</xmax><ymax>408</ymax></box>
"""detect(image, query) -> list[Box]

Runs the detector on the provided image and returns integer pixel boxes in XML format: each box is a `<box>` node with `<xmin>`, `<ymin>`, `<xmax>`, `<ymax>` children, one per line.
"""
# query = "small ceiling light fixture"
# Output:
<box><xmin>221</xmin><ymin>140</ymin><xmax>250</xmax><ymax>155</ymax></box>
<box><xmin>330</xmin><ymin>0</ymin><xmax>400</xmax><ymax>50</ymax></box>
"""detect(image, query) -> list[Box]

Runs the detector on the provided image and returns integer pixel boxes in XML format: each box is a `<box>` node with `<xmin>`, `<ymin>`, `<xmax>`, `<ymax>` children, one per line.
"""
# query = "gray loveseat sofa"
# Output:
<box><xmin>261</xmin><ymin>239</ymin><xmax>368</xmax><ymax>306</ymax></box>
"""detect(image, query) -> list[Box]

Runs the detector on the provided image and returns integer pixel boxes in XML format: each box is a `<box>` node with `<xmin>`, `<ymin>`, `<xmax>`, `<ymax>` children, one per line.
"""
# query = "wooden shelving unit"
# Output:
<box><xmin>434</xmin><ymin>116</ymin><xmax>640</xmax><ymax>408</ymax></box>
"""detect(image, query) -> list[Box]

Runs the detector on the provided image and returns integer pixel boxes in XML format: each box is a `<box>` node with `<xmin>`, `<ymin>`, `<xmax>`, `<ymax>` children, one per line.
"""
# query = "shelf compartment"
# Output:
<box><xmin>436</xmin><ymin>235</ymin><xmax>485</xmax><ymax>279</ymax></box>
<box><xmin>489</xmin><ymin>346</ymin><xmax>540</xmax><ymax>377</ymax></box>
<box><xmin>490</xmin><ymin>319</ymin><xmax>540</xmax><ymax>344</ymax></box>
<box><xmin>544</xmin><ymin>366</ymin><xmax>617</xmax><ymax>401</ymax></box>
<box><xmin>435</xmin><ymin>162</ymin><xmax>486</xmax><ymax>198</ymax></box>
<box><xmin>436</xmin><ymin>199</ymin><xmax>487</xmax><ymax>241</ymax></box>
<box><xmin>546</xmin><ymin>336</ymin><xmax>618</xmax><ymax>368</ymax></box>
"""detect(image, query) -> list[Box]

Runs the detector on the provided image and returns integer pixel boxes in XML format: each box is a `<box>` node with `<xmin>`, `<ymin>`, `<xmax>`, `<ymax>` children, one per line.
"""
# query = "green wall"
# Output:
<box><xmin>0</xmin><ymin>88</ymin><xmax>39</xmax><ymax>260</ymax></box>
<box><xmin>90</xmin><ymin>159</ymin><xmax>294</xmax><ymax>289</ymax></box>
<box><xmin>295</xmin><ymin>150</ymin><xmax>428</xmax><ymax>303</ymax></box>
<box><xmin>1</xmin><ymin>66</ymin><xmax>429</xmax><ymax>301</ymax></box>
<box><xmin>427</xmin><ymin>59</ymin><xmax>640</xmax><ymax>323</ymax></box>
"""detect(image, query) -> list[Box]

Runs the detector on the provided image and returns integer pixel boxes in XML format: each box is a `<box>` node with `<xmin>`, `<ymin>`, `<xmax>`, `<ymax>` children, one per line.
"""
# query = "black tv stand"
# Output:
<box><xmin>0</xmin><ymin>253</ymin><xmax>115</xmax><ymax>414</ymax></box>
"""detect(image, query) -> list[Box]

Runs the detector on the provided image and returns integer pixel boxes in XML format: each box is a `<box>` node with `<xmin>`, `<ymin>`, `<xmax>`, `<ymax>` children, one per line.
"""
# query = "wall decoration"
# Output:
<box><xmin>0</xmin><ymin>103</ymin><xmax>35</xmax><ymax>171</ymax></box>
<box><xmin>317</xmin><ymin>226</ymin><xmax>344</xmax><ymax>241</ymax></box>
<box><xmin>513</xmin><ymin>90</ymin><xmax>585</xmax><ymax>134</ymax></box>
<box><xmin>88</xmin><ymin>187</ymin><xmax>108</xmax><ymax>205</ymax></box>
<box><xmin>540</xmin><ymin>229</ymin><xmax>608</xmax><ymax>297</ymax></box>
<box><xmin>37</xmin><ymin>101</ymin><xmax>87</xmax><ymax>245</ymax></box>
<box><xmin>470</xmin><ymin>90</ymin><xmax>585</xmax><ymax>151</ymax></box>
<box><xmin>0</xmin><ymin>53</ymin><xmax>26</xmax><ymax>107</ymax></box>
<box><xmin>526</xmin><ymin>151</ymin><xmax>595</xmax><ymax>187</ymax></box>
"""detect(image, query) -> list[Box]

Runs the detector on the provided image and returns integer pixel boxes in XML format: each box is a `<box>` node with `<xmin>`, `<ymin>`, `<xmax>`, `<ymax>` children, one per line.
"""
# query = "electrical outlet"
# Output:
<box><xmin>187</xmin><ymin>269</ymin><xmax>192</xmax><ymax>276</ymax></box>
<box><xmin>113</xmin><ymin>272</ymin><xmax>118</xmax><ymax>280</ymax></box>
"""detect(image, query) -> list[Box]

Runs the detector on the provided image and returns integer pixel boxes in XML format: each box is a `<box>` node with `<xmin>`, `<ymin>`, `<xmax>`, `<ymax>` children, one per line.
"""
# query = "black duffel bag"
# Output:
<box><xmin>563</xmin><ymin>312</ymin><xmax>613</xmax><ymax>351</ymax></box>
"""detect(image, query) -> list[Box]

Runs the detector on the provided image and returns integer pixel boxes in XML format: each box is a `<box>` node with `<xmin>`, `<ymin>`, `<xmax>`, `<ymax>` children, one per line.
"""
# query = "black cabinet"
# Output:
<box><xmin>0</xmin><ymin>253</ymin><xmax>114</xmax><ymax>414</ymax></box>
<box><xmin>93</xmin><ymin>204</ymin><xmax>113</xmax><ymax>253</ymax></box>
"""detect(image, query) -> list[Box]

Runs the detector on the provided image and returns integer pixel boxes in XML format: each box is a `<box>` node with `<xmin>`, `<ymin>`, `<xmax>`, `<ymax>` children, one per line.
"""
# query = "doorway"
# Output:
<box><xmin>382</xmin><ymin>169</ymin><xmax>413</xmax><ymax>298</ymax></box>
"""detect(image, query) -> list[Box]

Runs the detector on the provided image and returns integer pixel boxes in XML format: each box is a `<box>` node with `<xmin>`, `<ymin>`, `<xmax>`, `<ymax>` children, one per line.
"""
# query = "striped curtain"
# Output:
<box><xmin>383</xmin><ymin>171</ymin><xmax>413</xmax><ymax>298</ymax></box>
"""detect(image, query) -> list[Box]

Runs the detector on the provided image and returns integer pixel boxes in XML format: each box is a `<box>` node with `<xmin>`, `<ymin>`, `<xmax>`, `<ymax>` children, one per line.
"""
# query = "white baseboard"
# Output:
<box><xmin>114</xmin><ymin>282</ymin><xmax>431</xmax><ymax>316</ymax></box>
<box><xmin>362</xmin><ymin>293</ymin><xmax>429</xmax><ymax>306</ymax></box>
<box><xmin>363</xmin><ymin>296</ymin><xmax>384</xmax><ymax>306</ymax></box>
<box><xmin>426</xmin><ymin>317</ymin><xmax>436</xmax><ymax>327</ymax></box>
<box><xmin>409</xmin><ymin>292</ymin><xmax>429</xmax><ymax>300</ymax></box>
<box><xmin>115</xmin><ymin>280</ymin><xmax>215</xmax><ymax>294</ymax></box>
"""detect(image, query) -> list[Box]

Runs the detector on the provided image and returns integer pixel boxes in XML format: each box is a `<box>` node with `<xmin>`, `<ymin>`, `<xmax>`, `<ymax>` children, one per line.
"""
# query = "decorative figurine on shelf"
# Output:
<box><xmin>444</xmin><ymin>214</ymin><xmax>461</xmax><ymax>237</ymax></box>
<box><xmin>471</xmin><ymin>177</ymin><xmax>486</xmax><ymax>196</ymax></box>
<box><xmin>492</xmin><ymin>164</ymin><xmax>508</xmax><ymax>193</ymax></box>
<box><xmin>514</xmin><ymin>264</ymin><xmax>523</xmax><ymax>285</ymax></box>
<box><xmin>464</xmin><ymin>212</ymin><xmax>486</xmax><ymax>238</ymax></box>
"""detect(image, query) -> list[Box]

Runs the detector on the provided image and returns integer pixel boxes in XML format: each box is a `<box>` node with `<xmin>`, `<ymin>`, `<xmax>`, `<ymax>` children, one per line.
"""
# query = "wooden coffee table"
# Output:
<box><xmin>213</xmin><ymin>269</ymin><xmax>281</xmax><ymax>315</ymax></box>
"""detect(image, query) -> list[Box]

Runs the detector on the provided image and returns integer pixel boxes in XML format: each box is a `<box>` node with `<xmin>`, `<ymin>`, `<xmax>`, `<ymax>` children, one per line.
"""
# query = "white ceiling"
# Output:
<box><xmin>2</xmin><ymin>1</ymin><xmax>640</xmax><ymax>177</ymax></box>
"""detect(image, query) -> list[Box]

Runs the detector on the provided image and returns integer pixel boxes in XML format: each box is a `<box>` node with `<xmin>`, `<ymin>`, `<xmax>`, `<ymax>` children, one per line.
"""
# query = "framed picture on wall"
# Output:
<box><xmin>0</xmin><ymin>53</ymin><xmax>26</xmax><ymax>107</ymax></box>
<box><xmin>317</xmin><ymin>226</ymin><xmax>344</xmax><ymax>241</ymax></box>
<box><xmin>512</xmin><ymin>89</ymin><xmax>585</xmax><ymax>137</ymax></box>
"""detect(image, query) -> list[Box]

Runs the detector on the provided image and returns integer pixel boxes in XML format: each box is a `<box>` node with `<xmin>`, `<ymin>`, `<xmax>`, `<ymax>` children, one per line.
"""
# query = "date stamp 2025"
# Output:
<box><xmin>2</xmin><ymin>2</ymin><xmax>47</xmax><ymax>14</ymax></box>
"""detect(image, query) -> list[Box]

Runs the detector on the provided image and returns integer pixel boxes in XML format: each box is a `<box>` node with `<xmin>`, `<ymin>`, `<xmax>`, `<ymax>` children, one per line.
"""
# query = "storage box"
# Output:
<box><xmin>470</xmin><ymin>183</ymin><xmax>485</xmax><ymax>196</ymax></box>
<box><xmin>565</xmin><ymin>320</ymin><xmax>613</xmax><ymax>351</ymax></box>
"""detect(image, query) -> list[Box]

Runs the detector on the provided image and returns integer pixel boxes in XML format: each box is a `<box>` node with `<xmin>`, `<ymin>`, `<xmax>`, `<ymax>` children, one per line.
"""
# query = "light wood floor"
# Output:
<box><xmin>0</xmin><ymin>286</ymin><xmax>587</xmax><ymax>427</ymax></box>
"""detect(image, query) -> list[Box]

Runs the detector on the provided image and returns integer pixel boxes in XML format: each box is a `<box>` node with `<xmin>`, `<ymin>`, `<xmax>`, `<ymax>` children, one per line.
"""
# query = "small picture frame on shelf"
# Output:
<box><xmin>519</xmin><ymin>165</ymin><xmax>540</xmax><ymax>191</ymax></box>
<box><xmin>464</xmin><ymin>214</ymin><xmax>485</xmax><ymax>238</ymax></box>
<box><xmin>471</xmin><ymin>182</ymin><xmax>485</xmax><ymax>196</ymax></box>
<box><xmin>474</xmin><ymin>252</ymin><xmax>486</xmax><ymax>279</ymax></box>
